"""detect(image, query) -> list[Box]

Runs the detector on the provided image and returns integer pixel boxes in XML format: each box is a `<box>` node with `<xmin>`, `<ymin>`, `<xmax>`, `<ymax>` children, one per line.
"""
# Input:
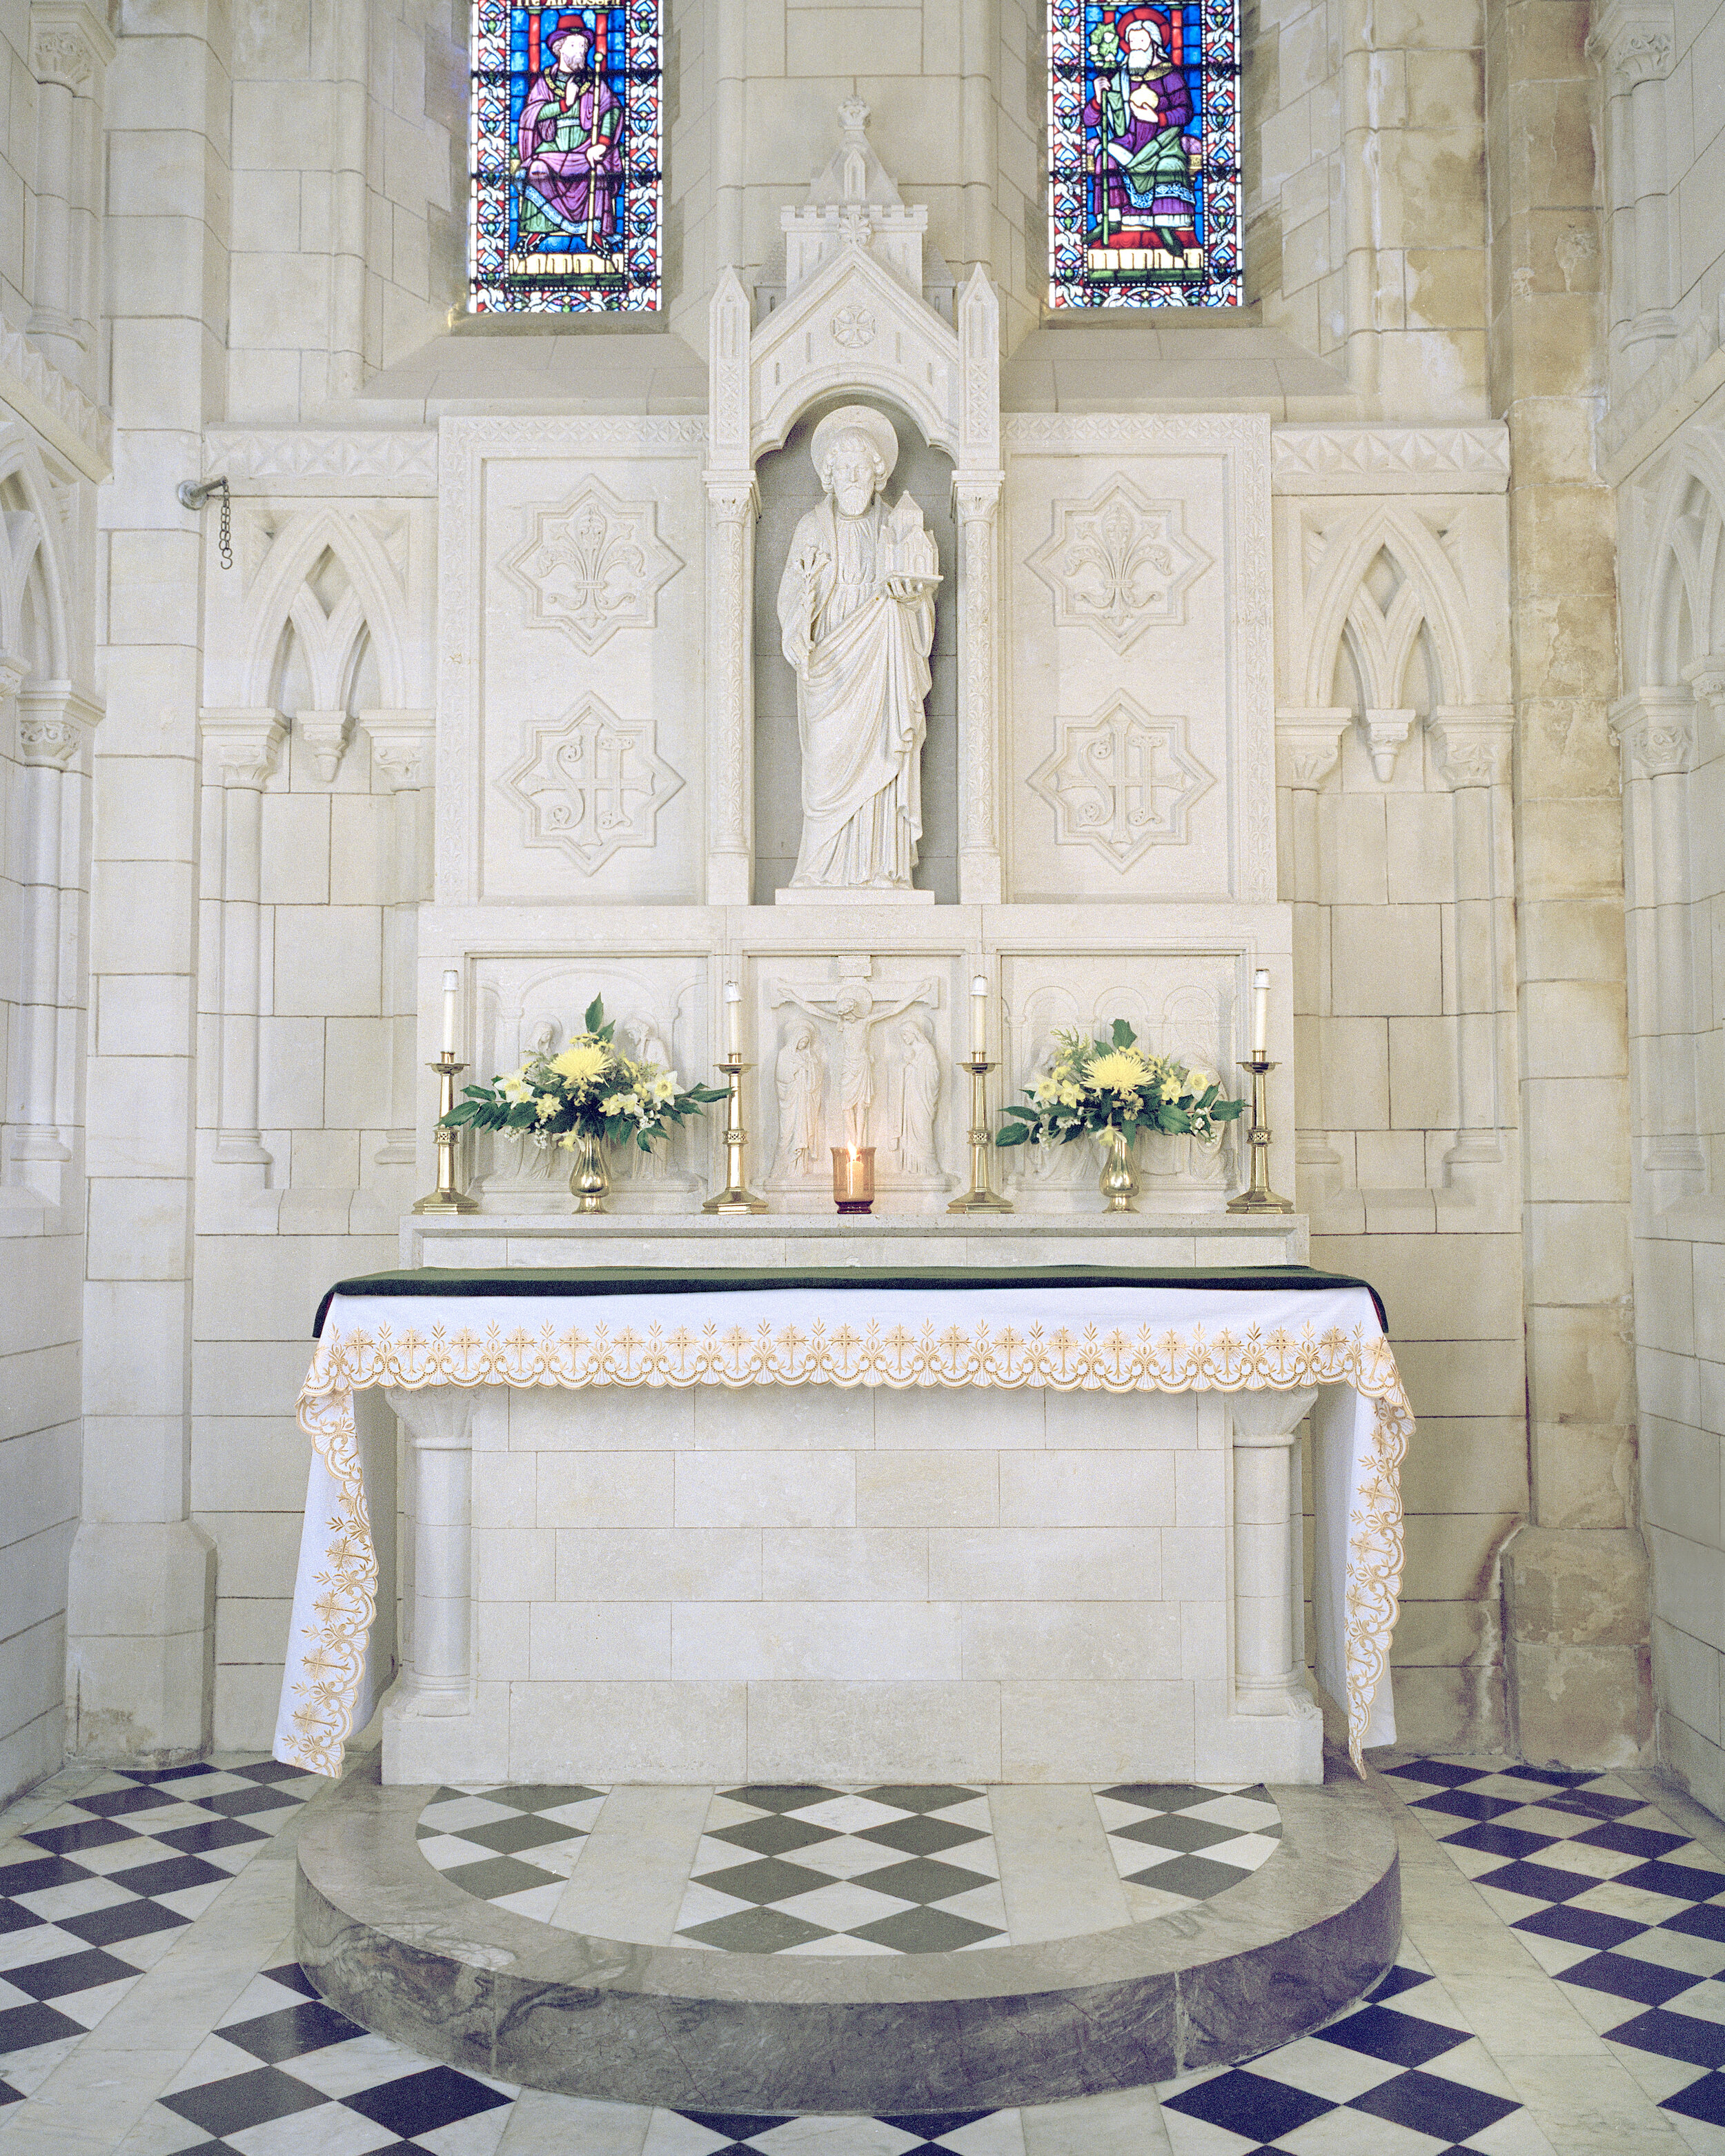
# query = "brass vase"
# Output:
<box><xmin>568</xmin><ymin>1129</ymin><xmax>611</xmax><ymax>1214</ymax></box>
<box><xmin>1098</xmin><ymin>1126</ymin><xmax>1140</xmax><ymax>1214</ymax></box>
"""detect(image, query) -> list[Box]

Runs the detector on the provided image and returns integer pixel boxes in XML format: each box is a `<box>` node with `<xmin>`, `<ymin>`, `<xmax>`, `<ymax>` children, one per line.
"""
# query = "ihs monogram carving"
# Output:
<box><xmin>501</xmin><ymin>698</ymin><xmax>684</xmax><ymax>873</ymax></box>
<box><xmin>1027</xmin><ymin>479</ymin><xmax>1212</xmax><ymax>652</ymax></box>
<box><xmin>501</xmin><ymin>479</ymin><xmax>684</xmax><ymax>655</ymax></box>
<box><xmin>1028</xmin><ymin>701</ymin><xmax>1214</xmax><ymax>870</ymax></box>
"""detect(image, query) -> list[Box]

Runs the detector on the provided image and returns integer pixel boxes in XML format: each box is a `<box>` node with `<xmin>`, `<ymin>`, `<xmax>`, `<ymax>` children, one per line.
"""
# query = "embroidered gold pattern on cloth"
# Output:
<box><xmin>283</xmin><ymin>1309</ymin><xmax>1412</xmax><ymax>1774</ymax></box>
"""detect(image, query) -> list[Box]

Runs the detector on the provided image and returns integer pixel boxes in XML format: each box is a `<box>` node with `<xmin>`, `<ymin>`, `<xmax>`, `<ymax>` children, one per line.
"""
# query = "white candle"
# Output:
<box><xmin>725</xmin><ymin>980</ymin><xmax>742</xmax><ymax>1056</ymax></box>
<box><xmin>970</xmin><ymin>973</ymin><xmax>988</xmax><ymax>1058</ymax></box>
<box><xmin>1252</xmin><ymin>968</ymin><xmax>1270</xmax><ymax>1057</ymax></box>
<box><xmin>441</xmin><ymin>969</ymin><xmax>460</xmax><ymax>1058</ymax></box>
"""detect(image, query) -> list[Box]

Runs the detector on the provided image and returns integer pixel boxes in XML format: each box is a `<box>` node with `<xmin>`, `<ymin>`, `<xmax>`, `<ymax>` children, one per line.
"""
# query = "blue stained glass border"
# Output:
<box><xmin>1047</xmin><ymin>0</ymin><xmax>1242</xmax><ymax>308</ymax></box>
<box><xmin>469</xmin><ymin>0</ymin><xmax>662</xmax><ymax>314</ymax></box>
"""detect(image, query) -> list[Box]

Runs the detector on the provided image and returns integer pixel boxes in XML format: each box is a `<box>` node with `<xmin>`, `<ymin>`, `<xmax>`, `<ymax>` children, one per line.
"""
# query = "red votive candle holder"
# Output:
<box><xmin>831</xmin><ymin>1145</ymin><xmax>875</xmax><ymax>1214</ymax></box>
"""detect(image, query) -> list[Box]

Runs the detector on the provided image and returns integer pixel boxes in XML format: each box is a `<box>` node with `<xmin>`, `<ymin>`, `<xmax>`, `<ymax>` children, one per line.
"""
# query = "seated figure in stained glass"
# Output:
<box><xmin>1083</xmin><ymin>10</ymin><xmax>1201</xmax><ymax>281</ymax></box>
<box><xmin>513</xmin><ymin>14</ymin><xmax>623</xmax><ymax>281</ymax></box>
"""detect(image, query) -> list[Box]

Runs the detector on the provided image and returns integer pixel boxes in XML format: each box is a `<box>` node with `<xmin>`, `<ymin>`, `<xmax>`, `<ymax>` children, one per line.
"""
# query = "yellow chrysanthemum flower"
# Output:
<box><xmin>1086</xmin><ymin>1049</ymin><xmax>1150</xmax><ymax>1094</ymax></box>
<box><xmin>551</xmin><ymin>1041</ymin><xmax>610</xmax><ymax>1087</ymax></box>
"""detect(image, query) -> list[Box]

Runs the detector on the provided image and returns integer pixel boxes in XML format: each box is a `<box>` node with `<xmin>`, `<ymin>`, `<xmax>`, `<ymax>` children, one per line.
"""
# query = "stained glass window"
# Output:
<box><xmin>469</xmin><ymin>2</ymin><xmax>662</xmax><ymax>313</ymax></box>
<box><xmin>1047</xmin><ymin>1</ymin><xmax>1241</xmax><ymax>308</ymax></box>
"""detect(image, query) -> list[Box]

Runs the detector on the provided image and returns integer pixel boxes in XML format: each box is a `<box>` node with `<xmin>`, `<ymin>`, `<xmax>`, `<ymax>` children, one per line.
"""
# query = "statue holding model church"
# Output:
<box><xmin>776</xmin><ymin>406</ymin><xmax>941</xmax><ymax>895</ymax></box>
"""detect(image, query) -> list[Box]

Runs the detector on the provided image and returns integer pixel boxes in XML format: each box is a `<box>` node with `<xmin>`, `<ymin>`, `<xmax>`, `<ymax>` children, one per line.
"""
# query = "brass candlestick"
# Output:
<box><xmin>413</xmin><ymin>1055</ymin><xmax>479</xmax><ymax>1214</ymax></box>
<box><xmin>1226</xmin><ymin>1054</ymin><xmax>1294</xmax><ymax>1214</ymax></box>
<box><xmin>702</xmin><ymin>1055</ymin><xmax>767</xmax><ymax>1213</ymax></box>
<box><xmin>948</xmin><ymin>1056</ymin><xmax>1013</xmax><ymax>1214</ymax></box>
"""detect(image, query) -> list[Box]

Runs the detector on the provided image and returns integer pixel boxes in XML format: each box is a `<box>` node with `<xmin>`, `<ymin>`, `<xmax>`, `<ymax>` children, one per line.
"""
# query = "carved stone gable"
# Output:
<box><xmin>501</xmin><ymin>478</ymin><xmax>684</xmax><ymax>654</ymax></box>
<box><xmin>1028</xmin><ymin>701</ymin><xmax>1215</xmax><ymax>869</ymax></box>
<box><xmin>500</xmin><ymin>698</ymin><xmax>684</xmax><ymax>873</ymax></box>
<box><xmin>1027</xmin><ymin>479</ymin><xmax>1212</xmax><ymax>651</ymax></box>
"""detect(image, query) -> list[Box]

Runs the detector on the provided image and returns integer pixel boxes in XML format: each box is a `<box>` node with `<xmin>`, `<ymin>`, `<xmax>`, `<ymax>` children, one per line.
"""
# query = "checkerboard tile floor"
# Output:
<box><xmin>1095</xmin><ymin>1781</ymin><xmax>1284</xmax><ymax>1917</ymax></box>
<box><xmin>414</xmin><ymin>1781</ymin><xmax>609</xmax><ymax>1921</ymax></box>
<box><xmin>0</xmin><ymin>1755</ymin><xmax>322</xmax><ymax>2108</ymax></box>
<box><xmin>673</xmin><ymin>1783</ymin><xmax>1007</xmax><ymax>1955</ymax></box>
<box><xmin>1385</xmin><ymin>1754</ymin><xmax>1725</xmax><ymax>2150</ymax></box>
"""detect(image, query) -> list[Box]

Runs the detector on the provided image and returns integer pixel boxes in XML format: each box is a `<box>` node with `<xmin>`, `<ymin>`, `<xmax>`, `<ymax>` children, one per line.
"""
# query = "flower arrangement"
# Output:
<box><xmin>441</xmin><ymin>997</ymin><xmax>728</xmax><ymax>1157</ymax></box>
<box><xmin>995</xmin><ymin>1020</ymin><xmax>1246</xmax><ymax>1151</ymax></box>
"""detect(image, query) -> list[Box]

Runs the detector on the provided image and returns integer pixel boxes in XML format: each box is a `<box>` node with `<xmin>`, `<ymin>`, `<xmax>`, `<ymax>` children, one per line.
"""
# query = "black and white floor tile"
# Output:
<box><xmin>674</xmin><ymin>1784</ymin><xmax>1007</xmax><ymax>1956</ymax></box>
<box><xmin>148</xmin><ymin>1958</ymin><xmax>516</xmax><ymax>2155</ymax></box>
<box><xmin>1094</xmin><ymin>1781</ymin><xmax>1284</xmax><ymax>1916</ymax></box>
<box><xmin>1157</xmin><ymin>1950</ymin><xmax>1546</xmax><ymax>2153</ymax></box>
<box><xmin>0</xmin><ymin>1757</ymin><xmax>322</xmax><ymax>2108</ymax></box>
<box><xmin>1386</xmin><ymin>1754</ymin><xmax>1725</xmax><ymax>2151</ymax></box>
<box><xmin>415</xmin><ymin>1782</ymin><xmax>609</xmax><ymax>1922</ymax></box>
<box><xmin>637</xmin><ymin>2104</ymin><xmax>1027</xmax><ymax>2153</ymax></box>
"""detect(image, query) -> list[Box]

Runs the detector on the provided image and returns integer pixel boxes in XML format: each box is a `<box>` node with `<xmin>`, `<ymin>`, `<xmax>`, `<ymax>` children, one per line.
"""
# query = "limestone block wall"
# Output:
<box><xmin>1601</xmin><ymin>0</ymin><xmax>1725</xmax><ymax>1807</ymax></box>
<box><xmin>226</xmin><ymin>0</ymin><xmax>457</xmax><ymax>421</ymax></box>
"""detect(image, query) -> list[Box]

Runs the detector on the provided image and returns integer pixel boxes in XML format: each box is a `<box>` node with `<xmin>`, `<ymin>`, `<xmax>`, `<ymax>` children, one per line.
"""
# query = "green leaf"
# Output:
<box><xmin>995</xmin><ymin>1124</ymin><xmax>1030</xmax><ymax>1146</ymax></box>
<box><xmin>584</xmin><ymin>995</ymin><xmax>604</xmax><ymax>1034</ymax></box>
<box><xmin>636</xmin><ymin>1131</ymin><xmax>653</xmax><ymax>1153</ymax></box>
<box><xmin>1214</xmin><ymin>1099</ymin><xmax>1245</xmax><ymax>1121</ymax></box>
<box><xmin>1163</xmin><ymin>1106</ymin><xmax>1192</xmax><ymax>1132</ymax></box>
<box><xmin>1112</xmin><ymin>1018</ymin><xmax>1137</xmax><ymax>1049</ymax></box>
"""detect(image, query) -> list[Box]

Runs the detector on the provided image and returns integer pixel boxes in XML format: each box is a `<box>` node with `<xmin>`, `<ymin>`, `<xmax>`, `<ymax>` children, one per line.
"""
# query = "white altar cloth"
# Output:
<box><xmin>273</xmin><ymin>1269</ymin><xmax>1412</xmax><ymax>1780</ymax></box>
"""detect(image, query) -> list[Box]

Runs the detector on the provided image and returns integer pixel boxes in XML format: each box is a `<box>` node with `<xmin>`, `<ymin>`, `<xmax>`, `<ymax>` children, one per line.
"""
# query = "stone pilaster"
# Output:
<box><xmin>1486</xmin><ymin>0</ymin><xmax>1650</xmax><ymax>1763</ymax></box>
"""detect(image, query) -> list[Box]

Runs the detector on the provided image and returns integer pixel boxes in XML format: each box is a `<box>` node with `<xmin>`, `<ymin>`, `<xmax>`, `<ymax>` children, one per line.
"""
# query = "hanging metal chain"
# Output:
<box><xmin>215</xmin><ymin>477</ymin><xmax>232</xmax><ymax>572</ymax></box>
<box><xmin>175</xmin><ymin>474</ymin><xmax>233</xmax><ymax>570</ymax></box>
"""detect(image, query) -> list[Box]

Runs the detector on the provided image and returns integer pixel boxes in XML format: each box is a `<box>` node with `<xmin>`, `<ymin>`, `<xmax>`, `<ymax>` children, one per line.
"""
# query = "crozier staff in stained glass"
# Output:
<box><xmin>469</xmin><ymin>0</ymin><xmax>662</xmax><ymax>312</ymax></box>
<box><xmin>1048</xmin><ymin>0</ymin><xmax>1241</xmax><ymax>308</ymax></box>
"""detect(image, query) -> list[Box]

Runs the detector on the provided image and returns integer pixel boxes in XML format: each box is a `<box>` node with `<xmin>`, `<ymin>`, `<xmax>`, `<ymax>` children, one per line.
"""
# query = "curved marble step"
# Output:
<box><xmin>295</xmin><ymin>1761</ymin><xmax>1399</xmax><ymax>2114</ymax></box>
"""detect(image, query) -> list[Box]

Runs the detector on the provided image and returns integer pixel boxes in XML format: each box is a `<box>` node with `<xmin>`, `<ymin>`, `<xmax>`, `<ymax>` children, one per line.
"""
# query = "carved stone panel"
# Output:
<box><xmin>500</xmin><ymin>698</ymin><xmax>684</xmax><ymax>874</ymax></box>
<box><xmin>1003</xmin><ymin>418</ymin><xmax>1274</xmax><ymax>904</ymax></box>
<box><xmin>1027</xmin><ymin>701</ymin><xmax>1214</xmax><ymax>869</ymax></box>
<box><xmin>1026</xmin><ymin>479</ymin><xmax>1212</xmax><ymax>651</ymax></box>
<box><xmin>500</xmin><ymin>478</ymin><xmax>684</xmax><ymax>654</ymax></box>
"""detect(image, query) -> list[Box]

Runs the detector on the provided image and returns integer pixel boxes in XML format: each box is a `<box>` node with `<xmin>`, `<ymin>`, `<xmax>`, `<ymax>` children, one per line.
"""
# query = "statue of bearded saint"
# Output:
<box><xmin>777</xmin><ymin>406</ymin><xmax>941</xmax><ymax>892</ymax></box>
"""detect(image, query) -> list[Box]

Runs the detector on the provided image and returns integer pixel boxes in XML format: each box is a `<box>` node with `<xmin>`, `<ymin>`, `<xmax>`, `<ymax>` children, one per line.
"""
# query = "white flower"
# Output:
<box><xmin>600</xmin><ymin>1093</ymin><xmax>629</xmax><ymax>1116</ymax></box>
<box><xmin>1185</xmin><ymin>1066</ymin><xmax>1218</xmax><ymax>1095</ymax></box>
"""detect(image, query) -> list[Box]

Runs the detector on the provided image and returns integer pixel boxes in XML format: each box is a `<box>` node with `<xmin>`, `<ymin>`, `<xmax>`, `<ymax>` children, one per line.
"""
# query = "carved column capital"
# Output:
<box><xmin>361</xmin><ymin>709</ymin><xmax>435</xmax><ymax>791</ymax></box>
<box><xmin>1588</xmin><ymin>0</ymin><xmax>1674</xmax><ymax>79</ymax></box>
<box><xmin>17</xmin><ymin>680</ymin><xmax>99</xmax><ymax>765</ymax></box>
<box><xmin>199</xmin><ymin>706</ymin><xmax>286</xmax><ymax>789</ymax></box>
<box><xmin>951</xmin><ymin>468</ymin><xmax>1004</xmax><ymax>524</ymax></box>
<box><xmin>1275</xmin><ymin>707</ymin><xmax>1352</xmax><ymax>789</ymax></box>
<box><xmin>703</xmin><ymin>470</ymin><xmax>759</xmax><ymax>524</ymax></box>
<box><xmin>30</xmin><ymin>3</ymin><xmax>112</xmax><ymax>90</ymax></box>
<box><xmin>1682</xmin><ymin>653</ymin><xmax>1725</xmax><ymax>716</ymax></box>
<box><xmin>1610</xmin><ymin>688</ymin><xmax>1694</xmax><ymax>777</ymax></box>
<box><xmin>1430</xmin><ymin>706</ymin><xmax>1515</xmax><ymax>790</ymax></box>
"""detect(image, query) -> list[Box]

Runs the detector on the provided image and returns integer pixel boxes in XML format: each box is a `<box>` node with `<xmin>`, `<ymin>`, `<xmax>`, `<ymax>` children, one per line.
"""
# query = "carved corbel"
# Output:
<box><xmin>297</xmin><ymin>709</ymin><xmax>353</xmax><ymax>784</ymax></box>
<box><xmin>1428</xmin><ymin>707</ymin><xmax>1514</xmax><ymax>791</ymax></box>
<box><xmin>1682</xmin><ymin>654</ymin><xmax>1725</xmax><ymax>724</ymax></box>
<box><xmin>1361</xmin><ymin>707</ymin><xmax>1416</xmax><ymax>781</ymax></box>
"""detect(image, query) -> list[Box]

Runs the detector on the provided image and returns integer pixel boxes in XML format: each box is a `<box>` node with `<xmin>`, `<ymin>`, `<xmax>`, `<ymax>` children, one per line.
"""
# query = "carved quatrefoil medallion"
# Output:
<box><xmin>501</xmin><ymin>478</ymin><xmax>684</xmax><ymax>654</ymax></box>
<box><xmin>1027</xmin><ymin>479</ymin><xmax>1212</xmax><ymax>651</ymax></box>
<box><xmin>1028</xmin><ymin>700</ymin><xmax>1214</xmax><ymax>871</ymax></box>
<box><xmin>501</xmin><ymin>697</ymin><xmax>684</xmax><ymax>874</ymax></box>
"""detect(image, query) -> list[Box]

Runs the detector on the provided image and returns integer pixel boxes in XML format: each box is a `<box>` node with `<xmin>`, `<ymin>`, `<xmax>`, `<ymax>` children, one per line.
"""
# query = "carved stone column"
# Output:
<box><xmin>703</xmin><ymin>474</ymin><xmax>758</xmax><ymax>907</ymax></box>
<box><xmin>1430</xmin><ymin>708</ymin><xmax>1515</xmax><ymax>1169</ymax></box>
<box><xmin>1588</xmin><ymin>0</ymin><xmax>1676</xmax><ymax>366</ymax></box>
<box><xmin>6</xmin><ymin>671</ymin><xmax>95</xmax><ymax>1205</ymax></box>
<box><xmin>1611</xmin><ymin>686</ymin><xmax>1704</xmax><ymax>1203</ymax></box>
<box><xmin>1231</xmin><ymin>1386</ymin><xmax>1319</xmax><ymax>1718</ymax></box>
<box><xmin>28</xmin><ymin>4</ymin><xmax>113</xmax><ymax>390</ymax></box>
<box><xmin>386</xmin><ymin>1385</ymin><xmax>473</xmax><ymax>1712</ymax></box>
<box><xmin>954</xmin><ymin>472</ymin><xmax>1004</xmax><ymax>905</ymax></box>
<box><xmin>1276</xmin><ymin>711</ymin><xmax>1350</xmax><ymax>1205</ymax></box>
<box><xmin>362</xmin><ymin>711</ymin><xmax>435</xmax><ymax>1167</ymax></box>
<box><xmin>199</xmin><ymin>709</ymin><xmax>286</xmax><ymax>1168</ymax></box>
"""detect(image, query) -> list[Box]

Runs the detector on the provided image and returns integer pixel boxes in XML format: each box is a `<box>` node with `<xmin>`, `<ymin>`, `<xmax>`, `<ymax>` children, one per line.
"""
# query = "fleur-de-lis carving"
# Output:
<box><xmin>1027</xmin><ymin>479</ymin><xmax>1211</xmax><ymax>652</ymax></box>
<box><xmin>501</xmin><ymin>479</ymin><xmax>684</xmax><ymax>654</ymax></box>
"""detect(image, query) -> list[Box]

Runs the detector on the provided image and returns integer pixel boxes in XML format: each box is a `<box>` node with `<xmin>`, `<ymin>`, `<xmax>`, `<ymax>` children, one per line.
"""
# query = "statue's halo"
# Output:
<box><xmin>810</xmin><ymin>405</ymin><xmax>899</xmax><ymax>488</ymax></box>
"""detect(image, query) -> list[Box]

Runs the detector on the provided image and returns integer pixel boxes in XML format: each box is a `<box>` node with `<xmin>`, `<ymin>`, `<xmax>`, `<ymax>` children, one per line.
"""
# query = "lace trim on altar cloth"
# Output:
<box><xmin>283</xmin><ymin>1315</ymin><xmax>1412</xmax><ymax>1777</ymax></box>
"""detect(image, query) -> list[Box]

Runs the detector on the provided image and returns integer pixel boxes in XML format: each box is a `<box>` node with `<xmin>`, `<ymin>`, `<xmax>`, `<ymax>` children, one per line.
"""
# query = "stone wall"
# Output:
<box><xmin>1602</xmin><ymin>0</ymin><xmax>1725</xmax><ymax>1808</ymax></box>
